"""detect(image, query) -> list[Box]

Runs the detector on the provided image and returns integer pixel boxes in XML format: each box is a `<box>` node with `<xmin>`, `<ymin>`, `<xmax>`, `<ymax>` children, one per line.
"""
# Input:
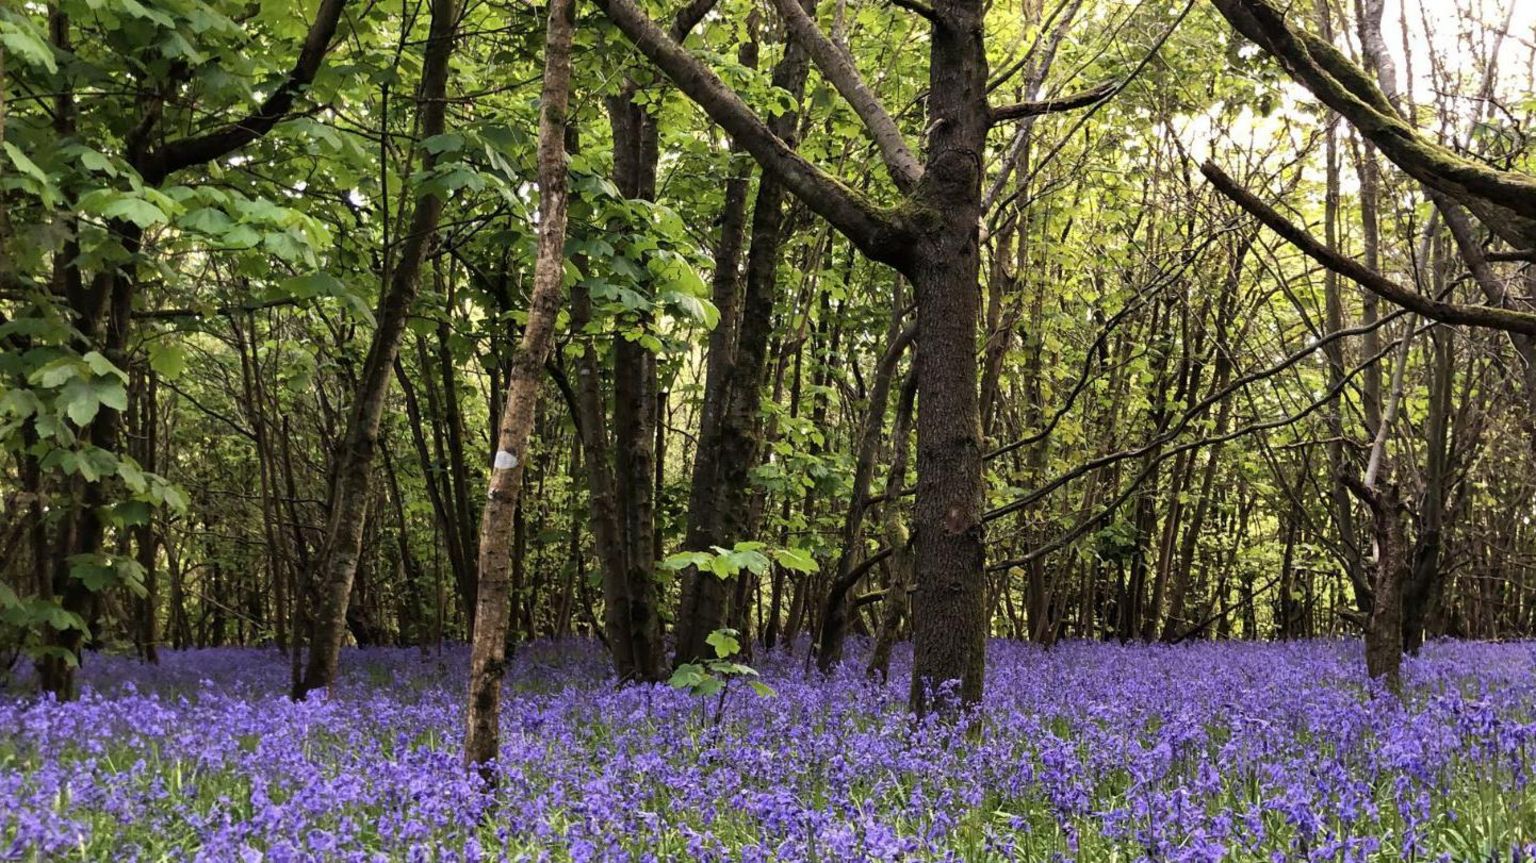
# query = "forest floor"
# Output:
<box><xmin>3</xmin><ymin>639</ymin><xmax>1536</xmax><ymax>861</ymax></box>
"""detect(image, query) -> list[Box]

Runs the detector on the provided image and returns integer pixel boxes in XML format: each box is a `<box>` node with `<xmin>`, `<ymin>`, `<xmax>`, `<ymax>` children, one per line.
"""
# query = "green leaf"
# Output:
<box><xmin>282</xmin><ymin>271</ymin><xmax>346</xmax><ymax>298</ymax></box>
<box><xmin>148</xmin><ymin>342</ymin><xmax>187</xmax><ymax>379</ymax></box>
<box><xmin>59</xmin><ymin>378</ymin><xmax>102</xmax><ymax>426</ymax></box>
<box><xmin>29</xmin><ymin>357</ymin><xmax>83</xmax><ymax>389</ymax></box>
<box><xmin>78</xmin><ymin>148</ymin><xmax>117</xmax><ymax>176</ymax></box>
<box><xmin>711</xmin><ymin>662</ymin><xmax>759</xmax><ymax>677</ymax></box>
<box><xmin>181</xmin><ymin>207</ymin><xmax>235</xmax><ymax>234</ymax></box>
<box><xmin>705</xmin><ymin>629</ymin><xmax>740</xmax><ymax>659</ymax></box>
<box><xmin>101</xmin><ymin>196</ymin><xmax>170</xmax><ymax>229</ymax></box>
<box><xmin>421</xmin><ymin>132</ymin><xmax>465</xmax><ymax>154</ymax></box>
<box><xmin>69</xmin><ymin>558</ymin><xmax>117</xmax><ymax>591</ymax></box>
<box><xmin>773</xmin><ymin>547</ymin><xmax>819</xmax><ymax>574</ymax></box>
<box><xmin>116</xmin><ymin>459</ymin><xmax>147</xmax><ymax>493</ymax></box>
<box><xmin>41</xmin><ymin>610</ymin><xmax>87</xmax><ymax>636</ymax></box>
<box><xmin>668</xmin><ymin>664</ymin><xmax>708</xmax><ymax>690</ymax></box>
<box><xmin>2</xmin><ymin>141</ymin><xmax>48</xmax><ymax>183</ymax></box>
<box><xmin>1</xmin><ymin>19</ymin><xmax>58</xmax><ymax>73</ymax></box>
<box><xmin>93</xmin><ymin>378</ymin><xmax>128</xmax><ymax>412</ymax></box>
<box><xmin>3</xmin><ymin>140</ymin><xmax>60</xmax><ymax>207</ymax></box>
<box><xmin>747</xmin><ymin>680</ymin><xmax>777</xmax><ymax>698</ymax></box>
<box><xmin>262</xmin><ymin>229</ymin><xmax>310</xmax><ymax>262</ymax></box>
<box><xmin>159</xmin><ymin>483</ymin><xmax>190</xmax><ymax>512</ymax></box>
<box><xmin>660</xmin><ymin>551</ymin><xmax>713</xmax><ymax>572</ymax></box>
<box><xmin>663</xmin><ymin>291</ymin><xmax>720</xmax><ymax>329</ymax></box>
<box><xmin>117</xmin><ymin>0</ymin><xmax>176</xmax><ymax>26</ymax></box>
<box><xmin>83</xmin><ymin>351</ymin><xmax>127</xmax><ymax>381</ymax></box>
<box><xmin>105</xmin><ymin>499</ymin><xmax>153</xmax><ymax>527</ymax></box>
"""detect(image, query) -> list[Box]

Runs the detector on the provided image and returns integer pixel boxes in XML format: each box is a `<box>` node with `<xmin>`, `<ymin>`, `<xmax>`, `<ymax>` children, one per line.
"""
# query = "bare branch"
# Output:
<box><xmin>988</xmin><ymin>80</ymin><xmax>1115</xmax><ymax>125</ymax></box>
<box><xmin>766</xmin><ymin>0</ymin><xmax>924</xmax><ymax>191</ymax></box>
<box><xmin>1209</xmin><ymin>0</ymin><xmax>1536</xmax><ymax>248</ymax></box>
<box><xmin>1202</xmin><ymin>160</ymin><xmax>1536</xmax><ymax>336</ymax></box>
<box><xmin>594</xmin><ymin>0</ymin><xmax>911</xmax><ymax>265</ymax></box>
<box><xmin>989</xmin><ymin>319</ymin><xmax>1428</xmax><ymax>570</ymax></box>
<box><xmin>887</xmin><ymin>0</ymin><xmax>936</xmax><ymax>21</ymax></box>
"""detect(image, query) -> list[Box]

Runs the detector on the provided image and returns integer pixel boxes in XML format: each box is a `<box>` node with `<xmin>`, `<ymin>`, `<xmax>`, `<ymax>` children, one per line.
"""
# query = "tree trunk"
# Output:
<box><xmin>867</xmin><ymin>365</ymin><xmax>917</xmax><ymax>681</ymax></box>
<box><xmin>817</xmin><ymin>316</ymin><xmax>915</xmax><ymax>671</ymax></box>
<box><xmin>295</xmin><ymin>0</ymin><xmax>457</xmax><ymax>699</ymax></box>
<box><xmin>1404</xmin><ymin>327</ymin><xmax>1452</xmax><ymax>653</ymax></box>
<box><xmin>596</xmin><ymin>0</ymin><xmax>1074</xmax><ymax>714</ymax></box>
<box><xmin>673</xmin><ymin>12</ymin><xmax>812</xmax><ymax>663</ymax></box>
<box><xmin>464</xmin><ymin>0</ymin><xmax>574</xmax><ymax>774</ymax></box>
<box><xmin>906</xmin><ymin>6</ymin><xmax>990</xmax><ymax>703</ymax></box>
<box><xmin>1353</xmin><ymin>476</ymin><xmax>1408</xmax><ymax>694</ymax></box>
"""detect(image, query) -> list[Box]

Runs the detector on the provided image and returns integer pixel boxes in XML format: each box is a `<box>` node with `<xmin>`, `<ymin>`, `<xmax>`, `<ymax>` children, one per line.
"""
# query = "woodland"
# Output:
<box><xmin>4</xmin><ymin>0</ymin><xmax>1536</xmax><ymax>857</ymax></box>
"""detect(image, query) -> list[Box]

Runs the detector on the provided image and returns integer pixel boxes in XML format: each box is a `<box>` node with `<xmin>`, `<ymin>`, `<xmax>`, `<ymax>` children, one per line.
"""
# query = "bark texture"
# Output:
<box><xmin>295</xmin><ymin>0</ymin><xmax>457</xmax><ymax>700</ymax></box>
<box><xmin>464</xmin><ymin>0</ymin><xmax>575</xmax><ymax>774</ymax></box>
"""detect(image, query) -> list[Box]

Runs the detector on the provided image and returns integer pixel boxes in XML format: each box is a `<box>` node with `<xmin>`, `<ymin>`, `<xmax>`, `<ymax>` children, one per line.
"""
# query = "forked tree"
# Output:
<box><xmin>595</xmin><ymin>0</ymin><xmax>1111</xmax><ymax>710</ymax></box>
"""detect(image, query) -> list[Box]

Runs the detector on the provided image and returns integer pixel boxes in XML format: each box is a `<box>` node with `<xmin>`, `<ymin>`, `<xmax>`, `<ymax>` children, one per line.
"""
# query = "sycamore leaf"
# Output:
<box><xmin>0</xmin><ymin>19</ymin><xmax>57</xmax><ymax>73</ymax></box>
<box><xmin>101</xmin><ymin>196</ymin><xmax>169</xmax><ymax>229</ymax></box>
<box><xmin>705</xmin><ymin>629</ymin><xmax>740</xmax><ymax>659</ymax></box>
<box><xmin>93</xmin><ymin>377</ymin><xmax>128</xmax><ymax>412</ymax></box>
<box><xmin>773</xmin><ymin>547</ymin><xmax>819</xmax><ymax>574</ymax></box>
<box><xmin>148</xmin><ymin>342</ymin><xmax>187</xmax><ymax>379</ymax></box>
<box><xmin>59</xmin><ymin>378</ymin><xmax>102</xmax><ymax>426</ymax></box>
<box><xmin>662</xmin><ymin>291</ymin><xmax>720</xmax><ymax>330</ymax></box>
<box><xmin>181</xmin><ymin>207</ymin><xmax>235</xmax><ymax>234</ymax></box>
<box><xmin>83</xmin><ymin>351</ymin><xmax>127</xmax><ymax>381</ymax></box>
<box><xmin>30</xmin><ymin>357</ymin><xmax>82</xmax><ymax>389</ymax></box>
<box><xmin>668</xmin><ymin>663</ymin><xmax>708</xmax><ymax>690</ymax></box>
<box><xmin>2</xmin><ymin>141</ymin><xmax>47</xmax><ymax>183</ymax></box>
<box><xmin>660</xmin><ymin>551</ymin><xmax>714</xmax><ymax>572</ymax></box>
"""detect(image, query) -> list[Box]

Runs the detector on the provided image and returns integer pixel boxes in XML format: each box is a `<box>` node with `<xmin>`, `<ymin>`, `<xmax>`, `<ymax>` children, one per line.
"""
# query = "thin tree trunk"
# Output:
<box><xmin>464</xmin><ymin>0</ymin><xmax>574</xmax><ymax>775</ymax></box>
<box><xmin>672</xmin><ymin>11</ymin><xmax>813</xmax><ymax>663</ymax></box>
<box><xmin>296</xmin><ymin>0</ymin><xmax>458</xmax><ymax>699</ymax></box>
<box><xmin>133</xmin><ymin>367</ymin><xmax>161</xmax><ymax>663</ymax></box>
<box><xmin>867</xmin><ymin>364</ymin><xmax>917</xmax><ymax>681</ymax></box>
<box><xmin>817</xmin><ymin>315</ymin><xmax>916</xmax><ymax>671</ymax></box>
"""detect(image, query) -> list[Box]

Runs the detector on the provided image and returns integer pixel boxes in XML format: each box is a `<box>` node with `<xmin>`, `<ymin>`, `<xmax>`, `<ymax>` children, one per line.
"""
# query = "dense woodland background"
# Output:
<box><xmin>3</xmin><ymin>0</ymin><xmax>1536</xmax><ymax>728</ymax></box>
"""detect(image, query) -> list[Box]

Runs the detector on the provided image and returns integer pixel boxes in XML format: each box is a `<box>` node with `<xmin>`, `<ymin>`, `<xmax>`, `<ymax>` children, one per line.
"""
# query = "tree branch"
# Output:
<box><xmin>767</xmin><ymin>0</ymin><xmax>923</xmax><ymax>191</ymax></box>
<box><xmin>140</xmin><ymin>0</ymin><xmax>352</xmax><ymax>183</ymax></box>
<box><xmin>887</xmin><ymin>0</ymin><xmax>936</xmax><ymax>21</ymax></box>
<box><xmin>988</xmin><ymin>319</ymin><xmax>1427</xmax><ymax>569</ymax></box>
<box><xmin>1209</xmin><ymin>0</ymin><xmax>1536</xmax><ymax>248</ymax></box>
<box><xmin>594</xmin><ymin>0</ymin><xmax>911</xmax><ymax>265</ymax></box>
<box><xmin>988</xmin><ymin>79</ymin><xmax>1116</xmax><ymax>125</ymax></box>
<box><xmin>1202</xmin><ymin>160</ymin><xmax>1536</xmax><ymax>336</ymax></box>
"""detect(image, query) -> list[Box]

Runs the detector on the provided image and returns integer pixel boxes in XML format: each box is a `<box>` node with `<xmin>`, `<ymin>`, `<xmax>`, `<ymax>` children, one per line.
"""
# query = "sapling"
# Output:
<box><xmin>668</xmin><ymin>628</ymin><xmax>775</xmax><ymax>731</ymax></box>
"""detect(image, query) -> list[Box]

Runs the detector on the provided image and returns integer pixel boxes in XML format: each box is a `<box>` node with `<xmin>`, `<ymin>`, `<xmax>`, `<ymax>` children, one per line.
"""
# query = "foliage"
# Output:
<box><xmin>668</xmin><ymin>627</ymin><xmax>775</xmax><ymax>699</ymax></box>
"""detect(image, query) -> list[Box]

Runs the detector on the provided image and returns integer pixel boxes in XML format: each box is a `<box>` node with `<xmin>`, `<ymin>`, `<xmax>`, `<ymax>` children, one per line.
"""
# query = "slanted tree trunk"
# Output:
<box><xmin>1347</xmin><ymin>473</ymin><xmax>1408</xmax><ymax>694</ymax></box>
<box><xmin>676</xmin><ymin>82</ymin><xmax>754</xmax><ymax>658</ymax></box>
<box><xmin>867</xmin><ymin>365</ymin><xmax>917</xmax><ymax>681</ymax></box>
<box><xmin>295</xmin><ymin>0</ymin><xmax>457</xmax><ymax>700</ymax></box>
<box><xmin>464</xmin><ymin>0</ymin><xmax>574</xmax><ymax>775</ymax></box>
<box><xmin>818</xmin><ymin>315</ymin><xmax>916</xmax><ymax>671</ymax></box>
<box><xmin>1343</xmin><ymin>319</ymin><xmax>1414</xmax><ymax>694</ymax></box>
